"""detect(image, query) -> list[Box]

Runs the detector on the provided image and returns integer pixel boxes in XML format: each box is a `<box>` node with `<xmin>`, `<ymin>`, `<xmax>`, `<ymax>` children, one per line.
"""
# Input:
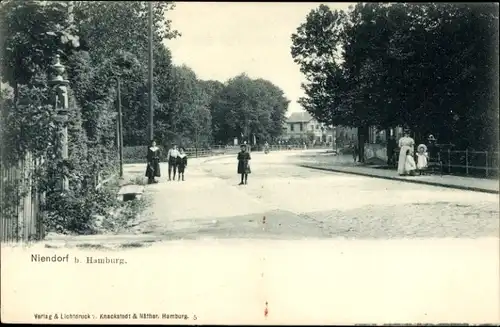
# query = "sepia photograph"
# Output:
<box><xmin>1</xmin><ymin>1</ymin><xmax>499</xmax><ymax>324</ymax></box>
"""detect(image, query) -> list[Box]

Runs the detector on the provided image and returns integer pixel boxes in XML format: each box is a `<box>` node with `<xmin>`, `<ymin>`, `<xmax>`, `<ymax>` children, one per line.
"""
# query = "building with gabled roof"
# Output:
<box><xmin>281</xmin><ymin>111</ymin><xmax>334</xmax><ymax>144</ymax></box>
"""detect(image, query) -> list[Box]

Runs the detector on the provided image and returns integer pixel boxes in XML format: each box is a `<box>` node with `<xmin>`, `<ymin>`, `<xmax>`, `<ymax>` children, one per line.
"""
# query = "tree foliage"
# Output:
<box><xmin>153</xmin><ymin>65</ymin><xmax>212</xmax><ymax>147</ymax></box>
<box><xmin>0</xmin><ymin>0</ymin><xmax>80</xmax><ymax>97</ymax></box>
<box><xmin>0</xmin><ymin>0</ymin><xmax>179</xmax><ymax>234</ymax></box>
<box><xmin>291</xmin><ymin>3</ymin><xmax>499</xmax><ymax>149</ymax></box>
<box><xmin>73</xmin><ymin>1</ymin><xmax>179</xmax><ymax>62</ymax></box>
<box><xmin>209</xmin><ymin>74</ymin><xmax>289</xmax><ymax>144</ymax></box>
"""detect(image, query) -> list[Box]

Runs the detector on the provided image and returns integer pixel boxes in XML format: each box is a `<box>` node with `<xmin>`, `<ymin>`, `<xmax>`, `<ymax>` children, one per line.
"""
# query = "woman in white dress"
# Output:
<box><xmin>397</xmin><ymin>130</ymin><xmax>415</xmax><ymax>175</ymax></box>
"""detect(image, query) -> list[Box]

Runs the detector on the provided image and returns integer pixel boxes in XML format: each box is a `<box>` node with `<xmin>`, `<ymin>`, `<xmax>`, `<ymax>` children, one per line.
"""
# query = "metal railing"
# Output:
<box><xmin>267</xmin><ymin>144</ymin><xmax>332</xmax><ymax>151</ymax></box>
<box><xmin>438</xmin><ymin>150</ymin><xmax>499</xmax><ymax>178</ymax></box>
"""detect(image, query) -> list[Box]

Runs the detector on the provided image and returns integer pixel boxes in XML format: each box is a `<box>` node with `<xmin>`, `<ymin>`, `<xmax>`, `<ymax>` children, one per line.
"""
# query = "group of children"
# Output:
<box><xmin>145</xmin><ymin>142</ymin><xmax>188</xmax><ymax>184</ymax></box>
<box><xmin>167</xmin><ymin>145</ymin><xmax>188</xmax><ymax>181</ymax></box>
<box><xmin>403</xmin><ymin>144</ymin><xmax>429</xmax><ymax>176</ymax></box>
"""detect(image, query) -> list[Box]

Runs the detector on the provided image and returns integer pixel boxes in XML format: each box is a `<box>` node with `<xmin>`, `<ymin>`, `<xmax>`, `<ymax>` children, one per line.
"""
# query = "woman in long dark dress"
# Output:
<box><xmin>237</xmin><ymin>144</ymin><xmax>251</xmax><ymax>185</ymax></box>
<box><xmin>145</xmin><ymin>140</ymin><xmax>161</xmax><ymax>184</ymax></box>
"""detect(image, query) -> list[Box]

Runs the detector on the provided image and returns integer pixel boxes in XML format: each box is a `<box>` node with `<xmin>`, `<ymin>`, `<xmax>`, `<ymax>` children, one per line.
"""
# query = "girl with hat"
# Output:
<box><xmin>237</xmin><ymin>144</ymin><xmax>251</xmax><ymax>185</ymax></box>
<box><xmin>416</xmin><ymin>144</ymin><xmax>429</xmax><ymax>175</ymax></box>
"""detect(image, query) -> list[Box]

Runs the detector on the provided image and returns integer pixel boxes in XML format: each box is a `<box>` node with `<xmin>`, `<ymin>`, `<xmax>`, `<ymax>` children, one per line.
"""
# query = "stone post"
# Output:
<box><xmin>49</xmin><ymin>54</ymin><xmax>70</xmax><ymax>192</ymax></box>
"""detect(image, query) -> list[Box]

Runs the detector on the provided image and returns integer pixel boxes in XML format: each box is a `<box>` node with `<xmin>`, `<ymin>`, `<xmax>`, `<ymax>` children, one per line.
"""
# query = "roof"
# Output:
<box><xmin>286</xmin><ymin>111</ymin><xmax>314</xmax><ymax>123</ymax></box>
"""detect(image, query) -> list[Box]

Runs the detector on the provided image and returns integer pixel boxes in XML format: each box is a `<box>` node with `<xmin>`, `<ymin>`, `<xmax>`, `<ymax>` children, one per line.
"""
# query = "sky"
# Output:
<box><xmin>164</xmin><ymin>2</ymin><xmax>355</xmax><ymax>115</ymax></box>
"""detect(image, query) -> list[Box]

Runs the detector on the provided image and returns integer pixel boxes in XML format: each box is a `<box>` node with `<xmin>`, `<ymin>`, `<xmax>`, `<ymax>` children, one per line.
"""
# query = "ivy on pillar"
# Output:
<box><xmin>49</xmin><ymin>54</ymin><xmax>70</xmax><ymax>192</ymax></box>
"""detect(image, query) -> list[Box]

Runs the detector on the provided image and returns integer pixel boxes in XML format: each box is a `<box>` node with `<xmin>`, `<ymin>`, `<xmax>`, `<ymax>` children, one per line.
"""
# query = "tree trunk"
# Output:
<box><xmin>358</xmin><ymin>125</ymin><xmax>370</xmax><ymax>163</ymax></box>
<box><xmin>14</xmin><ymin>82</ymin><xmax>19</xmax><ymax>104</ymax></box>
<box><xmin>385</xmin><ymin>127</ymin><xmax>391</xmax><ymax>165</ymax></box>
<box><xmin>357</xmin><ymin>127</ymin><xmax>363</xmax><ymax>163</ymax></box>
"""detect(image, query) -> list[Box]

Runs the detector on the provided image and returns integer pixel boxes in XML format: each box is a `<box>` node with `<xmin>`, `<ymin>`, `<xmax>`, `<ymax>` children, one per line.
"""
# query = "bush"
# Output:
<box><xmin>0</xmin><ymin>59</ymin><xmax>129</xmax><ymax>237</ymax></box>
<box><xmin>123</xmin><ymin>145</ymin><xmax>148</xmax><ymax>164</ymax></box>
<box><xmin>44</xmin><ymin>184</ymin><xmax>118</xmax><ymax>235</ymax></box>
<box><xmin>43</xmin><ymin>177</ymin><xmax>149</xmax><ymax>235</ymax></box>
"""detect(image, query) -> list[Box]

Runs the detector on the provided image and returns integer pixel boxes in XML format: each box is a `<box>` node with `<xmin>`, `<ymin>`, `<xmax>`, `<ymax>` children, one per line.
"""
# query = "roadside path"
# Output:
<box><xmin>299</xmin><ymin>154</ymin><xmax>499</xmax><ymax>194</ymax></box>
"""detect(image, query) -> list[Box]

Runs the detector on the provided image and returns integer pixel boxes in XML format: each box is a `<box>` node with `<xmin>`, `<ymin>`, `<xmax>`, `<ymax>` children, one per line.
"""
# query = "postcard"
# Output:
<box><xmin>1</xmin><ymin>1</ymin><xmax>499</xmax><ymax>324</ymax></box>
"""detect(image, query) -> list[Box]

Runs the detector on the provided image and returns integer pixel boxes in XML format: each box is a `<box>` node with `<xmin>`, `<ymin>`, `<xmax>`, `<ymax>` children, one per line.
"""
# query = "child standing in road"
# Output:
<box><xmin>167</xmin><ymin>144</ymin><xmax>179</xmax><ymax>181</ymax></box>
<box><xmin>237</xmin><ymin>144</ymin><xmax>251</xmax><ymax>185</ymax></box>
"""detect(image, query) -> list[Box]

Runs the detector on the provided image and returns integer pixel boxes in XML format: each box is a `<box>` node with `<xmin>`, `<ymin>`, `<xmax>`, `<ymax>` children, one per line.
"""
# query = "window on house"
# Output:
<box><xmin>299</xmin><ymin>123</ymin><xmax>303</xmax><ymax>131</ymax></box>
<box><xmin>290</xmin><ymin>124</ymin><xmax>294</xmax><ymax>132</ymax></box>
<box><xmin>316</xmin><ymin>125</ymin><xmax>319</xmax><ymax>130</ymax></box>
<box><xmin>310</xmin><ymin>125</ymin><xmax>314</xmax><ymax>131</ymax></box>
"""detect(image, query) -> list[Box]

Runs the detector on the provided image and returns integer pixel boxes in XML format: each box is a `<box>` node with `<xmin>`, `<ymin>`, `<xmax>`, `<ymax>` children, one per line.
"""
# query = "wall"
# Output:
<box><xmin>363</xmin><ymin>143</ymin><xmax>388</xmax><ymax>165</ymax></box>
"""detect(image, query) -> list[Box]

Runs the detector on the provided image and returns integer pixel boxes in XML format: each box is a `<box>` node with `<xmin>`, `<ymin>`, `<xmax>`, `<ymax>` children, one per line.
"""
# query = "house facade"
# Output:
<box><xmin>281</xmin><ymin>111</ymin><xmax>334</xmax><ymax>144</ymax></box>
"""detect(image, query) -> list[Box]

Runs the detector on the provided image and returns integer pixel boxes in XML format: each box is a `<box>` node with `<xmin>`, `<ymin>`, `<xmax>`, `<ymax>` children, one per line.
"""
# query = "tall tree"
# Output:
<box><xmin>72</xmin><ymin>1</ymin><xmax>179</xmax><ymax>147</ymax></box>
<box><xmin>291</xmin><ymin>4</ymin><xmax>348</xmax><ymax>126</ymax></box>
<box><xmin>154</xmin><ymin>65</ymin><xmax>212</xmax><ymax>147</ymax></box>
<box><xmin>291</xmin><ymin>2</ymin><xmax>499</xmax><ymax>150</ymax></box>
<box><xmin>210</xmin><ymin>74</ymin><xmax>289</xmax><ymax>144</ymax></box>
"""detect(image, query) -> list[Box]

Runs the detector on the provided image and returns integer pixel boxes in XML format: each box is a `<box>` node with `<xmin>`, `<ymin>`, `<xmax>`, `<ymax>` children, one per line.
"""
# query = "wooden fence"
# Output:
<box><xmin>0</xmin><ymin>152</ymin><xmax>45</xmax><ymax>243</ymax></box>
<box><xmin>122</xmin><ymin>144</ymin><xmax>333</xmax><ymax>164</ymax></box>
<box><xmin>123</xmin><ymin>145</ymin><xmax>229</xmax><ymax>164</ymax></box>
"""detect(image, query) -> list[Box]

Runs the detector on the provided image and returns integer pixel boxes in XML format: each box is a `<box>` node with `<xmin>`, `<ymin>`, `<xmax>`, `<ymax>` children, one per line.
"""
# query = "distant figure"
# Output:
<box><xmin>176</xmin><ymin>148</ymin><xmax>188</xmax><ymax>181</ymax></box>
<box><xmin>145</xmin><ymin>140</ymin><xmax>161</xmax><ymax>184</ymax></box>
<box><xmin>167</xmin><ymin>144</ymin><xmax>179</xmax><ymax>181</ymax></box>
<box><xmin>416</xmin><ymin>144</ymin><xmax>428</xmax><ymax>175</ymax></box>
<box><xmin>237</xmin><ymin>144</ymin><xmax>251</xmax><ymax>185</ymax></box>
<box><xmin>264</xmin><ymin>141</ymin><xmax>269</xmax><ymax>154</ymax></box>
<box><xmin>387</xmin><ymin>135</ymin><xmax>397</xmax><ymax>166</ymax></box>
<box><xmin>351</xmin><ymin>143</ymin><xmax>358</xmax><ymax>163</ymax></box>
<box><xmin>427</xmin><ymin>134</ymin><xmax>438</xmax><ymax>162</ymax></box>
<box><xmin>397</xmin><ymin>130</ymin><xmax>415</xmax><ymax>175</ymax></box>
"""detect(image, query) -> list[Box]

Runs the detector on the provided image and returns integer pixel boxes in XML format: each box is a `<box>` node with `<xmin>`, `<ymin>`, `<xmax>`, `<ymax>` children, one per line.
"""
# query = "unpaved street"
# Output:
<box><xmin>130</xmin><ymin>150</ymin><xmax>499</xmax><ymax>240</ymax></box>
